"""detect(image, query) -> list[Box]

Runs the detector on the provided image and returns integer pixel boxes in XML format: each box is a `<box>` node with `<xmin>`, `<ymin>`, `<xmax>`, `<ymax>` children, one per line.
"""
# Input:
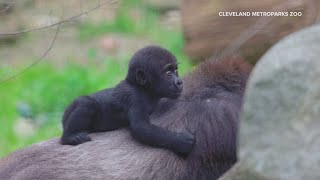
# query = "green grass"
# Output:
<box><xmin>0</xmin><ymin>57</ymin><xmax>129</xmax><ymax>156</ymax></box>
<box><xmin>0</xmin><ymin>0</ymin><xmax>193</xmax><ymax>158</ymax></box>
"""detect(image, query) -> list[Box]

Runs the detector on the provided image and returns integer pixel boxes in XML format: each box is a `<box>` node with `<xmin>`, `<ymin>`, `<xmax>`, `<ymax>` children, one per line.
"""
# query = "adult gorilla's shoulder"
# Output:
<box><xmin>0</xmin><ymin>56</ymin><xmax>252</xmax><ymax>180</ymax></box>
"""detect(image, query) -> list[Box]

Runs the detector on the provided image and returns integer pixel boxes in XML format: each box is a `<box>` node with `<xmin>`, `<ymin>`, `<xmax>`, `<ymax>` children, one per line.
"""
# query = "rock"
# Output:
<box><xmin>160</xmin><ymin>10</ymin><xmax>181</xmax><ymax>30</ymax></box>
<box><xmin>16</xmin><ymin>102</ymin><xmax>33</xmax><ymax>119</ymax></box>
<box><xmin>13</xmin><ymin>118</ymin><xmax>37</xmax><ymax>138</ymax></box>
<box><xmin>99</xmin><ymin>35</ymin><xmax>119</xmax><ymax>53</ymax></box>
<box><xmin>220</xmin><ymin>24</ymin><xmax>320</xmax><ymax>180</ymax></box>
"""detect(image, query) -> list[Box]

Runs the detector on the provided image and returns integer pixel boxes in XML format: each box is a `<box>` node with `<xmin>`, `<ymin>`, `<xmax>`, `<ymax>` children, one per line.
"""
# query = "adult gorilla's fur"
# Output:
<box><xmin>0</xmin><ymin>56</ymin><xmax>252</xmax><ymax>180</ymax></box>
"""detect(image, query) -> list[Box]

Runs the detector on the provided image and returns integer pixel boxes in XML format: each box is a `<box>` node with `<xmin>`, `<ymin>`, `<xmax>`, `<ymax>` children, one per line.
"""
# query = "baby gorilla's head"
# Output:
<box><xmin>126</xmin><ymin>46</ymin><xmax>183</xmax><ymax>98</ymax></box>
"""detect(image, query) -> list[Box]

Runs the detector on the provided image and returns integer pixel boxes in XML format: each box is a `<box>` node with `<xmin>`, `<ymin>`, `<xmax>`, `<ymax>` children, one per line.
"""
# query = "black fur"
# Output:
<box><xmin>150</xmin><ymin>57</ymin><xmax>252</xmax><ymax>179</ymax></box>
<box><xmin>60</xmin><ymin>46</ymin><xmax>194</xmax><ymax>155</ymax></box>
<box><xmin>0</xmin><ymin>56</ymin><xmax>252</xmax><ymax>180</ymax></box>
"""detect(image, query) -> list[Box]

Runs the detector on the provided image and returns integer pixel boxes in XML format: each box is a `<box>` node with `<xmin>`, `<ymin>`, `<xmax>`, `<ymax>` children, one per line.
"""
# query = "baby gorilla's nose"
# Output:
<box><xmin>174</xmin><ymin>79</ymin><xmax>183</xmax><ymax>90</ymax></box>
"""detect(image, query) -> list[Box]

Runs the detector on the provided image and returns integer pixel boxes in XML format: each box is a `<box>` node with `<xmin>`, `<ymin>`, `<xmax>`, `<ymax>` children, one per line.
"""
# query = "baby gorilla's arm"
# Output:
<box><xmin>128</xmin><ymin>106</ymin><xmax>195</xmax><ymax>156</ymax></box>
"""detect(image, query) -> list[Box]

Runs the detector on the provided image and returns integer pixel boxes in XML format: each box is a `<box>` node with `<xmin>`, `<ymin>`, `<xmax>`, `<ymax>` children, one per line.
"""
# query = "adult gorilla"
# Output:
<box><xmin>0</xmin><ymin>56</ymin><xmax>252</xmax><ymax>180</ymax></box>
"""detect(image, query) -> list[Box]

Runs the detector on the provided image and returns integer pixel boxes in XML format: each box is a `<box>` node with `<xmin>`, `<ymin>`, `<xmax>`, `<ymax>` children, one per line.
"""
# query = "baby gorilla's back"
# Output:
<box><xmin>61</xmin><ymin>85</ymin><xmax>130</xmax><ymax>145</ymax></box>
<box><xmin>90</xmin><ymin>87</ymin><xmax>130</xmax><ymax>132</ymax></box>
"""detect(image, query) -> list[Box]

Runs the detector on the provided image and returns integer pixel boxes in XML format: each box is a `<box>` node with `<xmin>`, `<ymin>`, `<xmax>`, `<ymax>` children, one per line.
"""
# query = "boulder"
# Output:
<box><xmin>220</xmin><ymin>24</ymin><xmax>320</xmax><ymax>180</ymax></box>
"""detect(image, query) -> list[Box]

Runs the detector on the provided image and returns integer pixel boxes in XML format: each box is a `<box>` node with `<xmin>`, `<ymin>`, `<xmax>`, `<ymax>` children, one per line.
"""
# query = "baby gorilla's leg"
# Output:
<box><xmin>61</xmin><ymin>96</ymin><xmax>99</xmax><ymax>145</ymax></box>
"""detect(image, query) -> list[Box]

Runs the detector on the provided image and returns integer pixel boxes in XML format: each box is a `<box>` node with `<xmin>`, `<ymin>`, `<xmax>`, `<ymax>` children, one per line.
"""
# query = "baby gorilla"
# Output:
<box><xmin>60</xmin><ymin>46</ymin><xmax>194</xmax><ymax>155</ymax></box>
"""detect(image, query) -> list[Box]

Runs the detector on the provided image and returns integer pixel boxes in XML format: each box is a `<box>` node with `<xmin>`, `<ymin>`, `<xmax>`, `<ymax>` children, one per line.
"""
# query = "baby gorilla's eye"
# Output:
<box><xmin>174</xmin><ymin>69</ymin><xmax>178</xmax><ymax>75</ymax></box>
<box><xmin>166</xmin><ymin>71</ymin><xmax>172</xmax><ymax>76</ymax></box>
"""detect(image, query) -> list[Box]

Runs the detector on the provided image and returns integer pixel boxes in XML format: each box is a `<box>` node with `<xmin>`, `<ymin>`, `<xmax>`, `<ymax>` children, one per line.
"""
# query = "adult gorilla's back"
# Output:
<box><xmin>0</xmin><ymin>57</ymin><xmax>251</xmax><ymax>180</ymax></box>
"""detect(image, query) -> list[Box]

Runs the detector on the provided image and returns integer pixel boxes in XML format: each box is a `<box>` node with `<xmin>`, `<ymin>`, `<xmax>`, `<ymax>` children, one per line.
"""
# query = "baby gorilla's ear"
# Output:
<box><xmin>136</xmin><ymin>69</ymin><xmax>147</xmax><ymax>85</ymax></box>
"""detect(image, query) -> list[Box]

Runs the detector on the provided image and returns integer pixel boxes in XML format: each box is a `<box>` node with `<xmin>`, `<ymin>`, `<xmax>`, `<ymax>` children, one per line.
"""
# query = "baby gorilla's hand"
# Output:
<box><xmin>61</xmin><ymin>132</ymin><xmax>91</xmax><ymax>145</ymax></box>
<box><xmin>173</xmin><ymin>132</ymin><xmax>195</xmax><ymax>156</ymax></box>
